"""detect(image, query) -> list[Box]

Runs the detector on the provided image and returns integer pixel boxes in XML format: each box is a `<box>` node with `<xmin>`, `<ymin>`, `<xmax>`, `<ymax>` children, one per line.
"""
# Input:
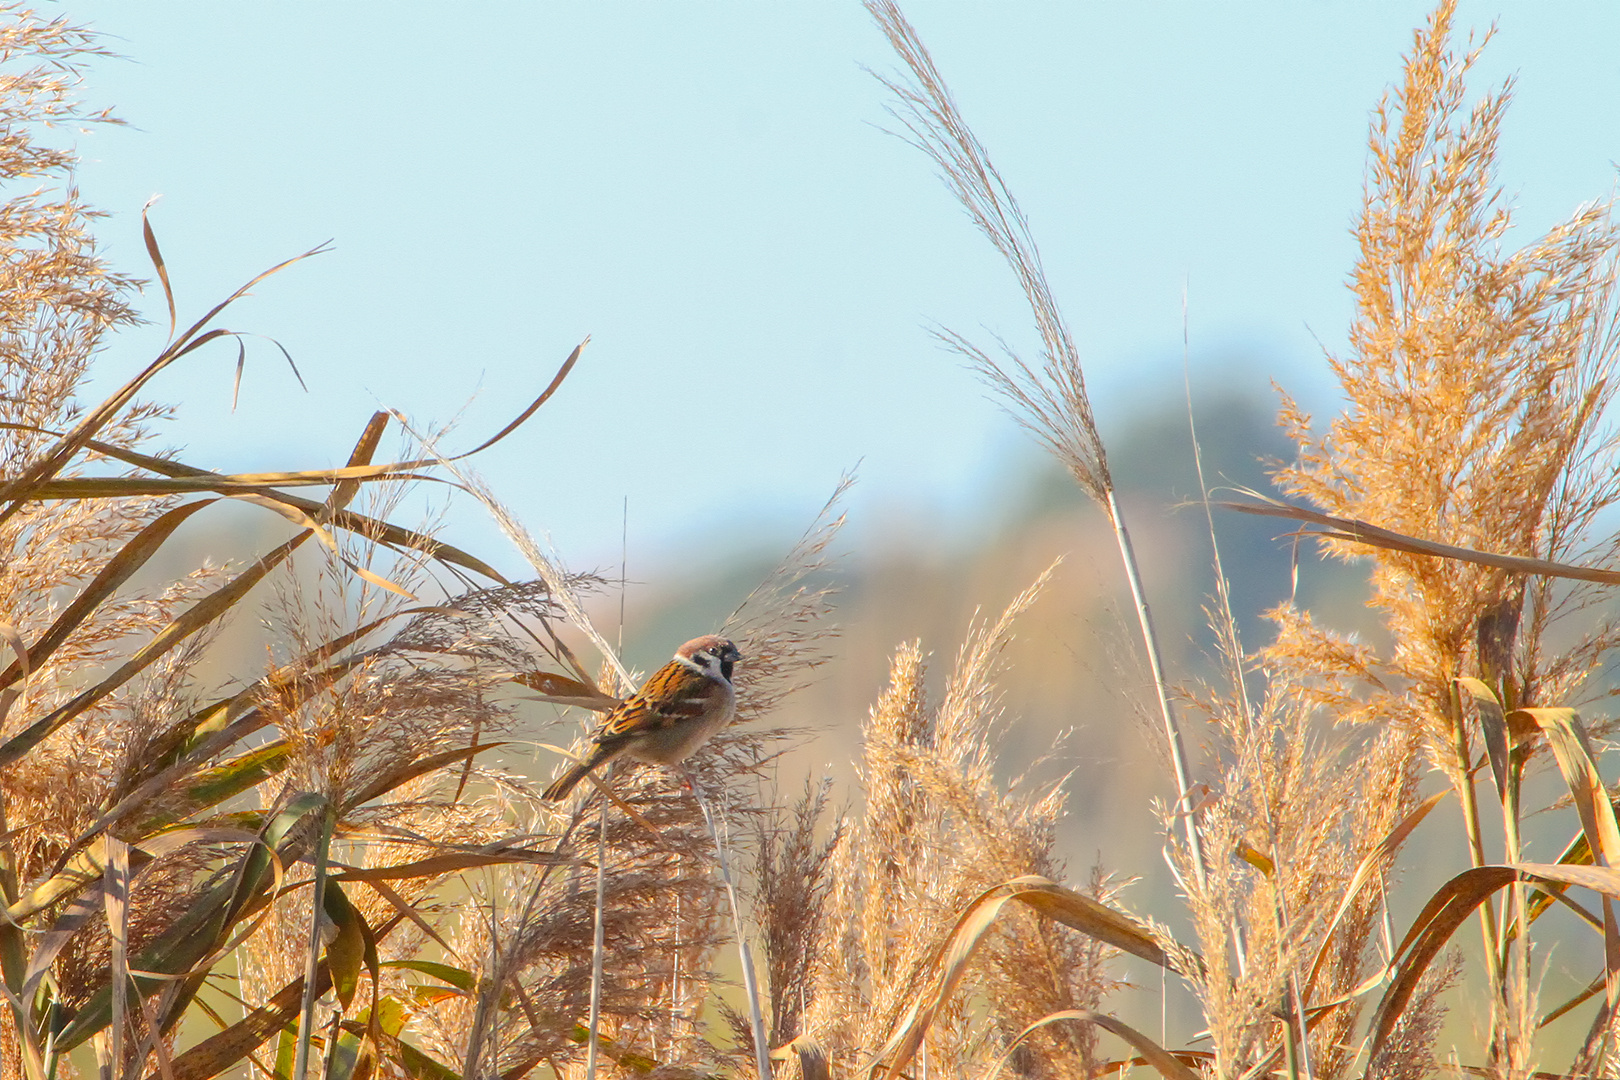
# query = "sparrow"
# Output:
<box><xmin>542</xmin><ymin>634</ymin><xmax>742</xmax><ymax>801</ymax></box>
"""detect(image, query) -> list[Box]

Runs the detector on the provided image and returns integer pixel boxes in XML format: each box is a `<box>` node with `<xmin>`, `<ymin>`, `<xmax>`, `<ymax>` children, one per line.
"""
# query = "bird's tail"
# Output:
<box><xmin>543</xmin><ymin>746</ymin><xmax>612</xmax><ymax>801</ymax></box>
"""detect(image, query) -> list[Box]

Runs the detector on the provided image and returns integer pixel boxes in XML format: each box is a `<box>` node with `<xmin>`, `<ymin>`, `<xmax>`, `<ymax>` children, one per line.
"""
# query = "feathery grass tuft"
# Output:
<box><xmin>6</xmin><ymin>1</ymin><xmax>1620</xmax><ymax>1076</ymax></box>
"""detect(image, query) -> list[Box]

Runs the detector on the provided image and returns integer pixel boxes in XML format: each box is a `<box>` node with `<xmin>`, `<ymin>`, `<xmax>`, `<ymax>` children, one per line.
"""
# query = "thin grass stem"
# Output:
<box><xmin>587</xmin><ymin>780</ymin><xmax>609</xmax><ymax>1080</ymax></box>
<box><xmin>103</xmin><ymin>838</ymin><xmax>128</xmax><ymax>1080</ymax></box>
<box><xmin>1449</xmin><ymin>689</ymin><xmax>1505</xmax><ymax>1050</ymax></box>
<box><xmin>1499</xmin><ymin>751</ymin><xmax>1530</xmax><ymax>1050</ymax></box>
<box><xmin>319</xmin><ymin>1009</ymin><xmax>341</xmax><ymax>1079</ymax></box>
<box><xmin>1107</xmin><ymin>488</ymin><xmax>1207</xmax><ymax>887</ymax></box>
<box><xmin>292</xmin><ymin>798</ymin><xmax>337</xmax><ymax>1080</ymax></box>
<box><xmin>693</xmin><ymin>784</ymin><xmax>770</xmax><ymax>1080</ymax></box>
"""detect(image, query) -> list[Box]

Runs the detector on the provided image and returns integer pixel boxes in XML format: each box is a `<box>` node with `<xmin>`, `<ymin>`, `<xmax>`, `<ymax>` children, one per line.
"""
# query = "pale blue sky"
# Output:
<box><xmin>59</xmin><ymin>2</ymin><xmax>1620</xmax><ymax>573</ymax></box>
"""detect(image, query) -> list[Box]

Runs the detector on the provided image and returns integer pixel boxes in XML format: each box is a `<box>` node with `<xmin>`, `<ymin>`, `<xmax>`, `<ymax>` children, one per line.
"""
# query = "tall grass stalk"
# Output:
<box><xmin>693</xmin><ymin>784</ymin><xmax>772</xmax><ymax>1080</ymax></box>
<box><xmin>291</xmin><ymin>800</ymin><xmax>334</xmax><ymax>1080</ymax></box>
<box><xmin>864</xmin><ymin>0</ymin><xmax>1209</xmax><ymax>889</ymax></box>
<box><xmin>1105</xmin><ymin>488</ymin><xmax>1204</xmax><ymax>886</ymax></box>
<box><xmin>587</xmin><ymin>784</ymin><xmax>609</xmax><ymax>1080</ymax></box>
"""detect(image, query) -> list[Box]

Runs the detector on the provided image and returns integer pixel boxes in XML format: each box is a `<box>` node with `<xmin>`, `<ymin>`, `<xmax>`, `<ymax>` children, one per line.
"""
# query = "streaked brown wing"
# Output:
<box><xmin>594</xmin><ymin>663</ymin><xmax>717</xmax><ymax>749</ymax></box>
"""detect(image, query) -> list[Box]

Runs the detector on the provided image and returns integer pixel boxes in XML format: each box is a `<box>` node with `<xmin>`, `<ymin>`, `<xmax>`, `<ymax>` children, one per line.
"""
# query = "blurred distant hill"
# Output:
<box><xmin>607</xmin><ymin>388</ymin><xmax>1379</xmax><ymax>889</ymax></box>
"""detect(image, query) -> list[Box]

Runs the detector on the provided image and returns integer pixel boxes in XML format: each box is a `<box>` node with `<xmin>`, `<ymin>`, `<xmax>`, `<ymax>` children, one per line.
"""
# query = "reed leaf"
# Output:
<box><xmin>1370</xmin><ymin>862</ymin><xmax>1620</xmax><ymax>1056</ymax></box>
<box><xmin>867</xmin><ymin>875</ymin><xmax>1191</xmax><ymax>1080</ymax></box>
<box><xmin>988</xmin><ymin>1010</ymin><xmax>1200</xmax><ymax>1080</ymax></box>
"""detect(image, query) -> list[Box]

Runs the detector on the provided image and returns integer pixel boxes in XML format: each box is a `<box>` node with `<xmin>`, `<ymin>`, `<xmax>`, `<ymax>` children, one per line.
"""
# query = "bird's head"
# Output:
<box><xmin>678</xmin><ymin>635</ymin><xmax>742</xmax><ymax>683</ymax></box>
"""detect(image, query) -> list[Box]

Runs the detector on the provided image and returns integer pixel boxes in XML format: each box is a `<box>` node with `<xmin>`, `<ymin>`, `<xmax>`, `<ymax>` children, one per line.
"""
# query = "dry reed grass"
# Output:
<box><xmin>861</xmin><ymin>0</ymin><xmax>1208</xmax><ymax>897</ymax></box>
<box><xmin>1257</xmin><ymin>0</ymin><xmax>1620</xmax><ymax>1070</ymax></box>
<box><xmin>850</xmin><ymin>0</ymin><xmax>1620</xmax><ymax>1076</ymax></box>
<box><xmin>4</xmin><ymin>1</ymin><xmax>1620</xmax><ymax>1077</ymax></box>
